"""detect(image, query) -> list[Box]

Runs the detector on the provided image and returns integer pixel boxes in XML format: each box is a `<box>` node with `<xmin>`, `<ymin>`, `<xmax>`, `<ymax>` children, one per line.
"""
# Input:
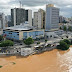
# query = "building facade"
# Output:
<box><xmin>45</xmin><ymin>4</ymin><xmax>59</xmax><ymax>31</ymax></box>
<box><xmin>11</xmin><ymin>8</ymin><xmax>32</xmax><ymax>26</ymax></box>
<box><xmin>38</xmin><ymin>9</ymin><xmax>45</xmax><ymax>29</ymax></box>
<box><xmin>33</xmin><ymin>12</ymin><xmax>38</xmax><ymax>28</ymax></box>
<box><xmin>25</xmin><ymin>10</ymin><xmax>32</xmax><ymax>26</ymax></box>
<box><xmin>0</xmin><ymin>13</ymin><xmax>6</xmax><ymax>29</ymax></box>
<box><xmin>3</xmin><ymin>24</ymin><xmax>44</xmax><ymax>40</ymax></box>
<box><xmin>33</xmin><ymin>9</ymin><xmax>45</xmax><ymax>29</ymax></box>
<box><xmin>45</xmin><ymin>30</ymin><xmax>64</xmax><ymax>39</ymax></box>
<box><xmin>59</xmin><ymin>16</ymin><xmax>65</xmax><ymax>23</ymax></box>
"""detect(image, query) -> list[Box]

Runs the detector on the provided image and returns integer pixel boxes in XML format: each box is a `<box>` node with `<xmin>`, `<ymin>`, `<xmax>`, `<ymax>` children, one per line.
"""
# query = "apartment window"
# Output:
<box><xmin>16</xmin><ymin>32</ymin><xmax>19</xmax><ymax>33</ymax></box>
<box><xmin>17</xmin><ymin>34</ymin><xmax>19</xmax><ymax>35</ymax></box>
<box><xmin>9</xmin><ymin>33</ymin><xmax>12</xmax><ymax>34</ymax></box>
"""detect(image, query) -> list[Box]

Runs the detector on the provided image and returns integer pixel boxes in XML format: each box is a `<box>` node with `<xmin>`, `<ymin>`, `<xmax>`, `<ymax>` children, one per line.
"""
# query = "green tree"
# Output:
<box><xmin>63</xmin><ymin>26</ymin><xmax>67</xmax><ymax>31</ymax></box>
<box><xmin>63</xmin><ymin>39</ymin><xmax>70</xmax><ymax>44</ymax></box>
<box><xmin>57</xmin><ymin>40</ymin><xmax>70</xmax><ymax>50</ymax></box>
<box><xmin>0</xmin><ymin>40</ymin><xmax>14</xmax><ymax>47</ymax></box>
<box><xmin>0</xmin><ymin>65</ymin><xmax>3</xmax><ymax>68</ymax></box>
<box><xmin>37</xmin><ymin>41</ymin><xmax>40</xmax><ymax>45</ymax></box>
<box><xmin>60</xmin><ymin>27</ymin><xmax>62</xmax><ymax>30</ymax></box>
<box><xmin>68</xmin><ymin>26</ymin><xmax>72</xmax><ymax>31</ymax></box>
<box><xmin>24</xmin><ymin>37</ymin><xmax>34</xmax><ymax>46</ymax></box>
<box><xmin>0</xmin><ymin>35</ymin><xmax>3</xmax><ymax>41</ymax></box>
<box><xmin>45</xmin><ymin>39</ymin><xmax>47</xmax><ymax>43</ymax></box>
<box><xmin>70</xmin><ymin>39</ymin><xmax>72</xmax><ymax>44</ymax></box>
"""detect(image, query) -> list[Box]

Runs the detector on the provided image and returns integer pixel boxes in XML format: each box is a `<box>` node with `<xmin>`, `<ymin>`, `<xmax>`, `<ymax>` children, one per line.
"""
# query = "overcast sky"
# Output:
<box><xmin>0</xmin><ymin>0</ymin><xmax>72</xmax><ymax>17</ymax></box>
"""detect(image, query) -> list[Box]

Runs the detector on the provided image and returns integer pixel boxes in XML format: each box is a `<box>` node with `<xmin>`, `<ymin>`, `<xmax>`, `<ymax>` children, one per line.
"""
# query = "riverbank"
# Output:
<box><xmin>0</xmin><ymin>47</ymin><xmax>72</xmax><ymax>72</ymax></box>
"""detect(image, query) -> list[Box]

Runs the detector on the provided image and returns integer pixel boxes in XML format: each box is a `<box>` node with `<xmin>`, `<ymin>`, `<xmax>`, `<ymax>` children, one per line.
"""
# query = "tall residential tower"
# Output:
<box><xmin>45</xmin><ymin>4</ymin><xmax>59</xmax><ymax>31</ymax></box>
<box><xmin>0</xmin><ymin>13</ymin><xmax>6</xmax><ymax>29</ymax></box>
<box><xmin>11</xmin><ymin>8</ymin><xmax>32</xmax><ymax>26</ymax></box>
<box><xmin>33</xmin><ymin>9</ymin><xmax>45</xmax><ymax>29</ymax></box>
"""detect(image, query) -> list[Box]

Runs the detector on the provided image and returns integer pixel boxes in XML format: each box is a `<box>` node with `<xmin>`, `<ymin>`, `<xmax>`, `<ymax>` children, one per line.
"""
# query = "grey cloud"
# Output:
<box><xmin>0</xmin><ymin>0</ymin><xmax>72</xmax><ymax>17</ymax></box>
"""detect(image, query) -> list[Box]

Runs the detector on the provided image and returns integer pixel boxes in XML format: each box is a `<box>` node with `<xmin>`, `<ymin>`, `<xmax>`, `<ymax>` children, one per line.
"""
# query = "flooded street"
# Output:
<box><xmin>0</xmin><ymin>47</ymin><xmax>72</xmax><ymax>72</ymax></box>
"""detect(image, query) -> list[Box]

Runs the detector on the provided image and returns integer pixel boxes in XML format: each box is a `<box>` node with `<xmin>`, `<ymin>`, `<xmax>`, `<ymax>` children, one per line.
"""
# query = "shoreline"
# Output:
<box><xmin>0</xmin><ymin>45</ymin><xmax>72</xmax><ymax>57</ymax></box>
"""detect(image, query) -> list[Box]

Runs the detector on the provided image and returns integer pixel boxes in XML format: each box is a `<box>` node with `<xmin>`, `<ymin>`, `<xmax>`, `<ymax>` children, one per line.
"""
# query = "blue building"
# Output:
<box><xmin>3</xmin><ymin>24</ymin><xmax>44</xmax><ymax>40</ymax></box>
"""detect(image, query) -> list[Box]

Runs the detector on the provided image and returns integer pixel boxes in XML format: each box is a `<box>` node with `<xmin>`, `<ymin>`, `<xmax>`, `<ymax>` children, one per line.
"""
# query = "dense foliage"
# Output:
<box><xmin>63</xmin><ymin>26</ymin><xmax>67</xmax><ymax>31</ymax></box>
<box><xmin>24</xmin><ymin>37</ymin><xmax>34</xmax><ymax>46</ymax></box>
<box><xmin>70</xmin><ymin>39</ymin><xmax>72</xmax><ymax>44</ymax></box>
<box><xmin>59</xmin><ymin>27</ymin><xmax>62</xmax><ymax>30</ymax></box>
<box><xmin>37</xmin><ymin>41</ymin><xmax>40</xmax><ymax>45</ymax></box>
<box><xmin>0</xmin><ymin>65</ymin><xmax>3</xmax><ymax>68</ymax></box>
<box><xmin>68</xmin><ymin>26</ymin><xmax>72</xmax><ymax>31</ymax></box>
<box><xmin>57</xmin><ymin>40</ymin><xmax>70</xmax><ymax>50</ymax></box>
<box><xmin>45</xmin><ymin>39</ymin><xmax>47</xmax><ymax>43</ymax></box>
<box><xmin>0</xmin><ymin>35</ymin><xmax>3</xmax><ymax>41</ymax></box>
<box><xmin>0</xmin><ymin>40</ymin><xmax>14</xmax><ymax>47</ymax></box>
<box><xmin>63</xmin><ymin>39</ymin><xmax>70</xmax><ymax>44</ymax></box>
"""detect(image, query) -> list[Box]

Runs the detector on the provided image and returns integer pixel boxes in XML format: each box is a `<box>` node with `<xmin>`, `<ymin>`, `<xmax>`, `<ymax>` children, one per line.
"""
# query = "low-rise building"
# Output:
<box><xmin>45</xmin><ymin>30</ymin><xmax>64</xmax><ymax>39</ymax></box>
<box><xmin>21</xmin><ymin>48</ymin><xmax>33</xmax><ymax>56</ymax></box>
<box><xmin>3</xmin><ymin>22</ymin><xmax>44</xmax><ymax>40</ymax></box>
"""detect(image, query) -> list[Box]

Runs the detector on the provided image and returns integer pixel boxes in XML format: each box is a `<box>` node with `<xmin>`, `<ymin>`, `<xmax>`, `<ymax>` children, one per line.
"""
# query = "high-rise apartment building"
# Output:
<box><xmin>45</xmin><ymin>4</ymin><xmax>59</xmax><ymax>31</ymax></box>
<box><xmin>11</xmin><ymin>8</ymin><xmax>32</xmax><ymax>26</ymax></box>
<box><xmin>38</xmin><ymin>9</ymin><xmax>45</xmax><ymax>29</ymax></box>
<box><xmin>59</xmin><ymin>16</ymin><xmax>65</xmax><ymax>23</ymax></box>
<box><xmin>33</xmin><ymin>9</ymin><xmax>45</xmax><ymax>29</ymax></box>
<box><xmin>5</xmin><ymin>15</ymin><xmax>11</xmax><ymax>27</ymax></box>
<box><xmin>25</xmin><ymin>10</ymin><xmax>32</xmax><ymax>26</ymax></box>
<box><xmin>0</xmin><ymin>13</ymin><xmax>5</xmax><ymax>29</ymax></box>
<box><xmin>33</xmin><ymin>12</ymin><xmax>38</xmax><ymax>27</ymax></box>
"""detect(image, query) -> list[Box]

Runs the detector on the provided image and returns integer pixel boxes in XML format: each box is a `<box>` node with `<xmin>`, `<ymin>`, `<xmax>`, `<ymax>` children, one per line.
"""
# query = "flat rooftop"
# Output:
<box><xmin>4</xmin><ymin>25</ymin><xmax>34</xmax><ymax>31</ymax></box>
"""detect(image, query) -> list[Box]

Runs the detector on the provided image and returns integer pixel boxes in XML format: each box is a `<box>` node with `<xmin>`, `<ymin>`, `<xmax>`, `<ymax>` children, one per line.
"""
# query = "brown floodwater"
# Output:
<box><xmin>0</xmin><ymin>47</ymin><xmax>72</xmax><ymax>72</ymax></box>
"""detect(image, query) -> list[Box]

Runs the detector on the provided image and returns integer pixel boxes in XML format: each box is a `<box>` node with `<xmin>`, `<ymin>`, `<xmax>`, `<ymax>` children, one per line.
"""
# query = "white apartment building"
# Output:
<box><xmin>45</xmin><ymin>4</ymin><xmax>59</xmax><ymax>31</ymax></box>
<box><xmin>28</xmin><ymin>9</ymin><xmax>32</xmax><ymax>26</ymax></box>
<box><xmin>0</xmin><ymin>13</ymin><xmax>6</xmax><ymax>29</ymax></box>
<box><xmin>38</xmin><ymin>9</ymin><xmax>45</xmax><ymax>29</ymax></box>
<box><xmin>33</xmin><ymin>9</ymin><xmax>45</xmax><ymax>29</ymax></box>
<box><xmin>33</xmin><ymin>12</ymin><xmax>38</xmax><ymax>27</ymax></box>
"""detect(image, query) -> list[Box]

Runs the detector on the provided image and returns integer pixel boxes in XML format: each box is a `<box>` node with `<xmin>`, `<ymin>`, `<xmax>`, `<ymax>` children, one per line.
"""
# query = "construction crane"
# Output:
<box><xmin>19</xmin><ymin>1</ymin><xmax>21</xmax><ymax>8</ymax></box>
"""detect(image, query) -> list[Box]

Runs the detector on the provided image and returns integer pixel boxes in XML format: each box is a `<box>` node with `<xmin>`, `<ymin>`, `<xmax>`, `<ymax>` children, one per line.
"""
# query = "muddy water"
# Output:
<box><xmin>0</xmin><ymin>47</ymin><xmax>72</xmax><ymax>72</ymax></box>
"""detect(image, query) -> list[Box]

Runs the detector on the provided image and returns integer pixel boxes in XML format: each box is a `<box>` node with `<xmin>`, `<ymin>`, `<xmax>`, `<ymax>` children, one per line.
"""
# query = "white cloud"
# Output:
<box><xmin>0</xmin><ymin>0</ymin><xmax>72</xmax><ymax>17</ymax></box>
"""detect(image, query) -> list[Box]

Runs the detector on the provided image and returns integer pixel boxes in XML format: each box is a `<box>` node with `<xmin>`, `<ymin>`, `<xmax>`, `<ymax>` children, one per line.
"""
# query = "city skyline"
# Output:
<box><xmin>0</xmin><ymin>0</ymin><xmax>72</xmax><ymax>17</ymax></box>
